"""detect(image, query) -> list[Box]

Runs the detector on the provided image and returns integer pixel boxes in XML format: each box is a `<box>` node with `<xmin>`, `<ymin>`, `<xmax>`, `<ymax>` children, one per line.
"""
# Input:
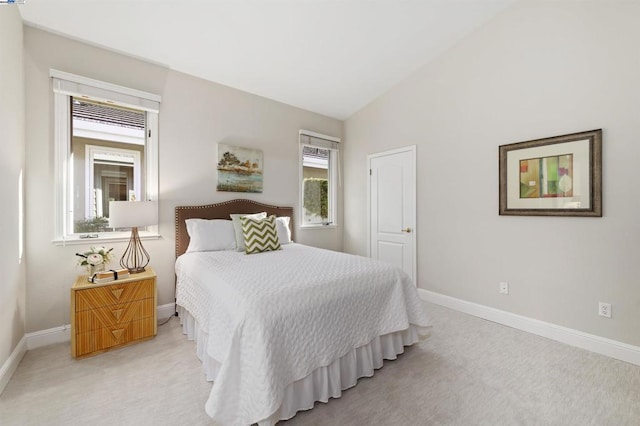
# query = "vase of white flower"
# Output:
<box><xmin>89</xmin><ymin>263</ymin><xmax>105</xmax><ymax>276</ymax></box>
<box><xmin>76</xmin><ymin>246</ymin><xmax>114</xmax><ymax>275</ymax></box>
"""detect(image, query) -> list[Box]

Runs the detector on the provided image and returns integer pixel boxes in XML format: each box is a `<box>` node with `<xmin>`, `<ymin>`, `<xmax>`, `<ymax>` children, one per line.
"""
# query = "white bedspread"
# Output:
<box><xmin>175</xmin><ymin>243</ymin><xmax>430</xmax><ymax>425</ymax></box>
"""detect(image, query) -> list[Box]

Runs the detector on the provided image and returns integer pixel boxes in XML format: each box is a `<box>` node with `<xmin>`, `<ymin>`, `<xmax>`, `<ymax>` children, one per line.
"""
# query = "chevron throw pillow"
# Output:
<box><xmin>241</xmin><ymin>215</ymin><xmax>281</xmax><ymax>254</ymax></box>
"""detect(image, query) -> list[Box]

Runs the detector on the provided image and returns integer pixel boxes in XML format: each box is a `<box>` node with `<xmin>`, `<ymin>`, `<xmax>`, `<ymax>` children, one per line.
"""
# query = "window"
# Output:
<box><xmin>299</xmin><ymin>130</ymin><xmax>340</xmax><ymax>227</ymax></box>
<box><xmin>52</xmin><ymin>70</ymin><xmax>160</xmax><ymax>243</ymax></box>
<box><xmin>73</xmin><ymin>99</ymin><xmax>144</xmax><ymax>232</ymax></box>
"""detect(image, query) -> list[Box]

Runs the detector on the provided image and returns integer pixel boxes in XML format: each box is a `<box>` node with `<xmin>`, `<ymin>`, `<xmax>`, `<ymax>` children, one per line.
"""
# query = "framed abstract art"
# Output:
<box><xmin>499</xmin><ymin>129</ymin><xmax>602</xmax><ymax>217</ymax></box>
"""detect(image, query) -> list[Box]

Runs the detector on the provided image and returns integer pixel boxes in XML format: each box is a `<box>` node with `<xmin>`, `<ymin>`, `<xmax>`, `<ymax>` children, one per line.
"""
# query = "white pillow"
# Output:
<box><xmin>276</xmin><ymin>216</ymin><xmax>292</xmax><ymax>244</ymax></box>
<box><xmin>230</xmin><ymin>212</ymin><xmax>267</xmax><ymax>252</ymax></box>
<box><xmin>185</xmin><ymin>219</ymin><xmax>236</xmax><ymax>252</ymax></box>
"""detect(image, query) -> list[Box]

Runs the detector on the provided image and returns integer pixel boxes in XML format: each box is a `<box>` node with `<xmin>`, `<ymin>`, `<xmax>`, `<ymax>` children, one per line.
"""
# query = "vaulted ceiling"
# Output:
<box><xmin>19</xmin><ymin>0</ymin><xmax>514</xmax><ymax>119</ymax></box>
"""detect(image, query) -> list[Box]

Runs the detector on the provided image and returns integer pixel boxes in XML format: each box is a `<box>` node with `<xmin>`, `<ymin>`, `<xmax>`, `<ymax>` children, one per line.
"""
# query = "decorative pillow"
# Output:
<box><xmin>275</xmin><ymin>216</ymin><xmax>292</xmax><ymax>244</ymax></box>
<box><xmin>185</xmin><ymin>219</ymin><xmax>236</xmax><ymax>252</ymax></box>
<box><xmin>241</xmin><ymin>215</ymin><xmax>281</xmax><ymax>254</ymax></box>
<box><xmin>230</xmin><ymin>212</ymin><xmax>267</xmax><ymax>251</ymax></box>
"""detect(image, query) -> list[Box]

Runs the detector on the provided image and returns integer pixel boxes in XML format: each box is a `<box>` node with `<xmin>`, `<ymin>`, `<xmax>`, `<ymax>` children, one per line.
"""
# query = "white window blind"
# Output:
<box><xmin>299</xmin><ymin>133</ymin><xmax>340</xmax><ymax>151</ymax></box>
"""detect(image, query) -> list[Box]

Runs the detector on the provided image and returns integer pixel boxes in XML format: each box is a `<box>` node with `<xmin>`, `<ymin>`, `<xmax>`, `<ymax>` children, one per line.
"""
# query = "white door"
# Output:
<box><xmin>368</xmin><ymin>146</ymin><xmax>416</xmax><ymax>286</ymax></box>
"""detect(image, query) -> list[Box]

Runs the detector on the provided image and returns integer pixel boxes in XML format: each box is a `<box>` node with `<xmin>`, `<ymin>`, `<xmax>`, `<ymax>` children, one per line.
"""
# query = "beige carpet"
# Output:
<box><xmin>1</xmin><ymin>302</ymin><xmax>639</xmax><ymax>425</ymax></box>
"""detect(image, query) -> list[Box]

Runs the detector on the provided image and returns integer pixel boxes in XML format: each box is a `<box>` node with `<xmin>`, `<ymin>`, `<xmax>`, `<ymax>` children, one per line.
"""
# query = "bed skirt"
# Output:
<box><xmin>178</xmin><ymin>306</ymin><xmax>422</xmax><ymax>425</ymax></box>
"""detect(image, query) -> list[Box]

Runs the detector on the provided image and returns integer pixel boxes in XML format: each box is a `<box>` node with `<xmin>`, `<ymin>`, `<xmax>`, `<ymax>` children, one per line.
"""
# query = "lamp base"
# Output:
<box><xmin>119</xmin><ymin>227</ymin><xmax>150</xmax><ymax>275</ymax></box>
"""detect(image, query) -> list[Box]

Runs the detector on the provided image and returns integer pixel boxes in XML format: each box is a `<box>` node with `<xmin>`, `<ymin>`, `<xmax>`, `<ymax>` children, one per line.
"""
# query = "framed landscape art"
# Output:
<box><xmin>499</xmin><ymin>129</ymin><xmax>602</xmax><ymax>217</ymax></box>
<box><xmin>217</xmin><ymin>143</ymin><xmax>263</xmax><ymax>193</ymax></box>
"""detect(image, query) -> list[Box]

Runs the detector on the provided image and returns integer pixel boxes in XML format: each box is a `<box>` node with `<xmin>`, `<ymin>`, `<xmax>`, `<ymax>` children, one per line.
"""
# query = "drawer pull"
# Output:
<box><xmin>111</xmin><ymin>288</ymin><xmax>124</xmax><ymax>300</ymax></box>
<box><xmin>112</xmin><ymin>309</ymin><xmax>124</xmax><ymax>320</ymax></box>
<box><xmin>111</xmin><ymin>329</ymin><xmax>124</xmax><ymax>340</ymax></box>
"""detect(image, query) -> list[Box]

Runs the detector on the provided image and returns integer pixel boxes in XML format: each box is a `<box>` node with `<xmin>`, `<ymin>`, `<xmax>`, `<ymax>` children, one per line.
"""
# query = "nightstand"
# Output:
<box><xmin>70</xmin><ymin>268</ymin><xmax>157</xmax><ymax>358</ymax></box>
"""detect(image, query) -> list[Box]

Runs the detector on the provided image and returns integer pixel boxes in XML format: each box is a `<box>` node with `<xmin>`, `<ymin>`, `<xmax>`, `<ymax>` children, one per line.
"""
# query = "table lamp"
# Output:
<box><xmin>109</xmin><ymin>200</ymin><xmax>158</xmax><ymax>273</ymax></box>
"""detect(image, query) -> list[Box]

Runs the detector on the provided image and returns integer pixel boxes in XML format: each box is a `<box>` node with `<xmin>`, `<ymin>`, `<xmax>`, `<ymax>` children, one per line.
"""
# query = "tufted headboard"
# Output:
<box><xmin>175</xmin><ymin>199</ymin><xmax>295</xmax><ymax>258</ymax></box>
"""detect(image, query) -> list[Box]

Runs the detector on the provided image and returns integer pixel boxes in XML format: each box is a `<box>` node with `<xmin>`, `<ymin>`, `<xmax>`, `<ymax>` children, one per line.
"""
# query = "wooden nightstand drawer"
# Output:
<box><xmin>71</xmin><ymin>268</ymin><xmax>157</xmax><ymax>358</ymax></box>
<box><xmin>75</xmin><ymin>318</ymin><xmax>155</xmax><ymax>357</ymax></box>
<box><xmin>75</xmin><ymin>279</ymin><xmax>154</xmax><ymax>312</ymax></box>
<box><xmin>74</xmin><ymin>298</ymin><xmax>155</xmax><ymax>333</ymax></box>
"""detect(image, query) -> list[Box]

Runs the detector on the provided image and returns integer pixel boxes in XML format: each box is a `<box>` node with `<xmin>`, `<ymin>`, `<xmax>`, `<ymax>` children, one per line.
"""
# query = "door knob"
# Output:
<box><xmin>401</xmin><ymin>227</ymin><xmax>412</xmax><ymax>233</ymax></box>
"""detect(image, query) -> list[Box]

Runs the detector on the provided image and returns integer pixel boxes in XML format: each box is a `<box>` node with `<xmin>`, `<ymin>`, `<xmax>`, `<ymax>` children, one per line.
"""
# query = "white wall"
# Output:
<box><xmin>0</xmin><ymin>7</ymin><xmax>26</xmax><ymax>369</ymax></box>
<box><xmin>344</xmin><ymin>1</ymin><xmax>640</xmax><ymax>347</ymax></box>
<box><xmin>24</xmin><ymin>27</ymin><xmax>342</xmax><ymax>333</ymax></box>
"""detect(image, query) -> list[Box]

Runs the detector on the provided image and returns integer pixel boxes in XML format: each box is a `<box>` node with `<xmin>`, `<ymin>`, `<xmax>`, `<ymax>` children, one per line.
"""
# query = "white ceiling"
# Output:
<box><xmin>19</xmin><ymin>0</ymin><xmax>514</xmax><ymax>120</ymax></box>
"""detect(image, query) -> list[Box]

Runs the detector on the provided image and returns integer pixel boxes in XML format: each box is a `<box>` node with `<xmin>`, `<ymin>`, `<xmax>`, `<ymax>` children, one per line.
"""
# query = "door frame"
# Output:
<box><xmin>367</xmin><ymin>145</ymin><xmax>417</xmax><ymax>285</ymax></box>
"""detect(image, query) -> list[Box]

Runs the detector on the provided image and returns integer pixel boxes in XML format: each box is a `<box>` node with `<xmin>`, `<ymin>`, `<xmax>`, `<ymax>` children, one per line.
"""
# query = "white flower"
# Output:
<box><xmin>76</xmin><ymin>246</ymin><xmax>113</xmax><ymax>271</ymax></box>
<box><xmin>86</xmin><ymin>253</ymin><xmax>104</xmax><ymax>266</ymax></box>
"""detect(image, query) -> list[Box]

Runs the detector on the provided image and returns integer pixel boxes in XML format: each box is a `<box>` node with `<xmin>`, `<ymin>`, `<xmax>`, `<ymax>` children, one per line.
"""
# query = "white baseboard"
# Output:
<box><xmin>26</xmin><ymin>325</ymin><xmax>71</xmax><ymax>350</ymax></box>
<box><xmin>418</xmin><ymin>289</ymin><xmax>640</xmax><ymax>367</ymax></box>
<box><xmin>0</xmin><ymin>336</ymin><xmax>27</xmax><ymax>395</ymax></box>
<box><xmin>25</xmin><ymin>303</ymin><xmax>176</xmax><ymax>350</ymax></box>
<box><xmin>157</xmin><ymin>302</ymin><xmax>177</xmax><ymax>320</ymax></box>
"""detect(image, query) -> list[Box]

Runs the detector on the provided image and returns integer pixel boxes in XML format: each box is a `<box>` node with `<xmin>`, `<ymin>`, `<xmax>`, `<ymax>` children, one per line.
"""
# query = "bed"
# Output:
<box><xmin>174</xmin><ymin>199</ymin><xmax>430</xmax><ymax>425</ymax></box>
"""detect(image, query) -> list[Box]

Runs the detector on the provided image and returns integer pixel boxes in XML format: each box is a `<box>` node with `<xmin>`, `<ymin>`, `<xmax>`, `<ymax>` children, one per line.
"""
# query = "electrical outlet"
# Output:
<box><xmin>598</xmin><ymin>302</ymin><xmax>611</xmax><ymax>318</ymax></box>
<box><xmin>499</xmin><ymin>282</ymin><xmax>509</xmax><ymax>295</ymax></box>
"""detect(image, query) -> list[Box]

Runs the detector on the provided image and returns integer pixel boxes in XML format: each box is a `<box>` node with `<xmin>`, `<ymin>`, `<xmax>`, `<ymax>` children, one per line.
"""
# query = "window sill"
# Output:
<box><xmin>52</xmin><ymin>233</ymin><xmax>161</xmax><ymax>246</ymax></box>
<box><xmin>299</xmin><ymin>224</ymin><xmax>338</xmax><ymax>231</ymax></box>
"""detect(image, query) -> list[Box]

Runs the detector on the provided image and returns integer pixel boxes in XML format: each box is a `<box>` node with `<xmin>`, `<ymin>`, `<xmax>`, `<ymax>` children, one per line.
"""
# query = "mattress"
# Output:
<box><xmin>175</xmin><ymin>243</ymin><xmax>430</xmax><ymax>425</ymax></box>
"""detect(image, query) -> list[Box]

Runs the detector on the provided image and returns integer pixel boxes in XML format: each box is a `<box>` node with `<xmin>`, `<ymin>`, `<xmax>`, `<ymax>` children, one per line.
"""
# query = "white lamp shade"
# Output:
<box><xmin>109</xmin><ymin>201</ymin><xmax>158</xmax><ymax>228</ymax></box>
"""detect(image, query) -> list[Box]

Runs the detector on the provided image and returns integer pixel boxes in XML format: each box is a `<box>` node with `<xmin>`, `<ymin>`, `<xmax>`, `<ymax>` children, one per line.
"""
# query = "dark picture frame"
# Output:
<box><xmin>499</xmin><ymin>129</ymin><xmax>602</xmax><ymax>217</ymax></box>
